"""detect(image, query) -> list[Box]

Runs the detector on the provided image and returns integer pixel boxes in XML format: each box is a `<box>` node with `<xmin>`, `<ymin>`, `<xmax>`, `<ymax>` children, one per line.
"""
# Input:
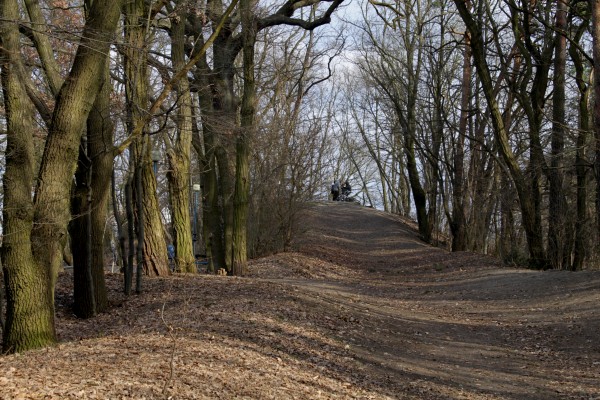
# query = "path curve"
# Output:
<box><xmin>250</xmin><ymin>202</ymin><xmax>600</xmax><ymax>399</ymax></box>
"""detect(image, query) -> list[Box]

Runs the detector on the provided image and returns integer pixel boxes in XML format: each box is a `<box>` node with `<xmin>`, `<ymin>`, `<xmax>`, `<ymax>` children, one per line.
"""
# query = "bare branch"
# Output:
<box><xmin>258</xmin><ymin>0</ymin><xmax>345</xmax><ymax>31</ymax></box>
<box><xmin>114</xmin><ymin>0</ymin><xmax>240</xmax><ymax>156</ymax></box>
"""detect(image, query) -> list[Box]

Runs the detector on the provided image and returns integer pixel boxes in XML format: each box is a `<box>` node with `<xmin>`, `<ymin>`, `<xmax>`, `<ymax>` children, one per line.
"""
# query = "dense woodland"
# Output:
<box><xmin>0</xmin><ymin>0</ymin><xmax>599</xmax><ymax>354</ymax></box>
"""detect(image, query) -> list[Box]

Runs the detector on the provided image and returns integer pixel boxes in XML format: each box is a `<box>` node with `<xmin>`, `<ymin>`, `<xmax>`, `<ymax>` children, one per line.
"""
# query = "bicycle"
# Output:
<box><xmin>338</xmin><ymin>190</ymin><xmax>358</xmax><ymax>203</ymax></box>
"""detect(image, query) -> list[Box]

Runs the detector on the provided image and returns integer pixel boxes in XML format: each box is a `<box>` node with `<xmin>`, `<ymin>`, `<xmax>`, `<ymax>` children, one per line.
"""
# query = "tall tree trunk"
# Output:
<box><xmin>428</xmin><ymin>109</ymin><xmax>442</xmax><ymax>246</ymax></box>
<box><xmin>570</xmin><ymin>22</ymin><xmax>590</xmax><ymax>270</ymax></box>
<box><xmin>203</xmin><ymin>151</ymin><xmax>225</xmax><ymax>272</ymax></box>
<box><xmin>216</xmin><ymin>144</ymin><xmax>236</xmax><ymax>273</ymax></box>
<box><xmin>70</xmin><ymin>138</ymin><xmax>97</xmax><ymax>318</ymax></box>
<box><xmin>190</xmin><ymin>10</ymin><xmax>238</xmax><ymax>274</ymax></box>
<box><xmin>232</xmin><ymin>135</ymin><xmax>250</xmax><ymax>275</ymax></box>
<box><xmin>1</xmin><ymin>0</ymin><xmax>54</xmax><ymax>352</ymax></box>
<box><xmin>123</xmin><ymin>0</ymin><xmax>168</xmax><ymax>276</ymax></box>
<box><xmin>573</xmin><ymin>89</ymin><xmax>590</xmax><ymax>271</ymax></box>
<box><xmin>403</xmin><ymin>13</ymin><xmax>430</xmax><ymax>242</ymax></box>
<box><xmin>547</xmin><ymin>0</ymin><xmax>569</xmax><ymax>269</ymax></box>
<box><xmin>212</xmin><ymin>19</ymin><xmax>239</xmax><ymax>274</ymax></box>
<box><xmin>193</xmin><ymin>69</ymin><xmax>226</xmax><ymax>273</ymax></box>
<box><xmin>167</xmin><ymin>3</ymin><xmax>195</xmax><ymax>273</ymax></box>
<box><xmin>70</xmin><ymin>51</ymin><xmax>113</xmax><ymax>317</ymax></box>
<box><xmin>86</xmin><ymin>60</ymin><xmax>113</xmax><ymax>310</ymax></box>
<box><xmin>427</xmin><ymin>8</ymin><xmax>447</xmax><ymax>247</ymax></box>
<box><xmin>232</xmin><ymin>0</ymin><xmax>255</xmax><ymax>276</ymax></box>
<box><xmin>451</xmin><ymin>27</ymin><xmax>471</xmax><ymax>251</ymax></box>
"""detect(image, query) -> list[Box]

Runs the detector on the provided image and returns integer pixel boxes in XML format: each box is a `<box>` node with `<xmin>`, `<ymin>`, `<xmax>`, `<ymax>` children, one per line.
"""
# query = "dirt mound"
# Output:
<box><xmin>1</xmin><ymin>202</ymin><xmax>599</xmax><ymax>399</ymax></box>
<box><xmin>252</xmin><ymin>201</ymin><xmax>501</xmax><ymax>278</ymax></box>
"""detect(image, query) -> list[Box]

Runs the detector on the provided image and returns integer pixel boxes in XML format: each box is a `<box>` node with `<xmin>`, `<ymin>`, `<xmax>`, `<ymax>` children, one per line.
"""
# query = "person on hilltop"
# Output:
<box><xmin>331</xmin><ymin>179</ymin><xmax>340</xmax><ymax>201</ymax></box>
<box><xmin>341</xmin><ymin>180</ymin><xmax>352</xmax><ymax>197</ymax></box>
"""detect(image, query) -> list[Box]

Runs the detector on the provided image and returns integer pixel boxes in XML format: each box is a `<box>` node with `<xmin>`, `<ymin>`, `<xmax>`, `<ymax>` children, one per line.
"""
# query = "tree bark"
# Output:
<box><xmin>112</xmin><ymin>170</ymin><xmax>127</xmax><ymax>274</ymax></box>
<box><xmin>232</xmin><ymin>0</ymin><xmax>256</xmax><ymax>276</ymax></box>
<box><xmin>167</xmin><ymin>3</ymin><xmax>195</xmax><ymax>273</ymax></box>
<box><xmin>1</xmin><ymin>0</ymin><xmax>55</xmax><ymax>352</ymax></box>
<box><xmin>124</xmin><ymin>175</ymin><xmax>135</xmax><ymax>295</ymax></box>
<box><xmin>70</xmin><ymin>46</ymin><xmax>113</xmax><ymax>317</ymax></box>
<box><xmin>192</xmin><ymin>59</ymin><xmax>226</xmax><ymax>273</ymax></box>
<box><xmin>547</xmin><ymin>0</ymin><xmax>569</xmax><ymax>269</ymax></box>
<box><xmin>451</xmin><ymin>25</ymin><xmax>471</xmax><ymax>252</ymax></box>
<box><xmin>85</xmin><ymin>58</ymin><xmax>113</xmax><ymax>310</ymax></box>
<box><xmin>123</xmin><ymin>0</ymin><xmax>169</xmax><ymax>276</ymax></box>
<box><xmin>135</xmin><ymin>163</ymin><xmax>144</xmax><ymax>293</ymax></box>
<box><xmin>70</xmin><ymin>139</ymin><xmax>97</xmax><ymax>318</ymax></box>
<box><xmin>569</xmin><ymin>21</ymin><xmax>590</xmax><ymax>270</ymax></box>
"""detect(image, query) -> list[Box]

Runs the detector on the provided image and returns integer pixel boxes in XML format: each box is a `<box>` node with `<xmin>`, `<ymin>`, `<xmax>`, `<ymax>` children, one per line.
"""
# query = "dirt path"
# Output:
<box><xmin>252</xmin><ymin>202</ymin><xmax>600</xmax><ymax>399</ymax></box>
<box><xmin>1</xmin><ymin>202</ymin><xmax>599</xmax><ymax>399</ymax></box>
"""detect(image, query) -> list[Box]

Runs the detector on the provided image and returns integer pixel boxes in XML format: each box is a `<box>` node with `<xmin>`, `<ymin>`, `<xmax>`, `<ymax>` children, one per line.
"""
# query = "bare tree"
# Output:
<box><xmin>122</xmin><ymin>0</ymin><xmax>169</xmax><ymax>277</ymax></box>
<box><xmin>166</xmin><ymin>0</ymin><xmax>195</xmax><ymax>273</ymax></box>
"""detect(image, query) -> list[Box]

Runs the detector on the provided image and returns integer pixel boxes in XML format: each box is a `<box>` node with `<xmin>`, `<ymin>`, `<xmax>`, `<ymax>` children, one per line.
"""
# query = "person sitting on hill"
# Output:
<box><xmin>341</xmin><ymin>180</ymin><xmax>352</xmax><ymax>197</ymax></box>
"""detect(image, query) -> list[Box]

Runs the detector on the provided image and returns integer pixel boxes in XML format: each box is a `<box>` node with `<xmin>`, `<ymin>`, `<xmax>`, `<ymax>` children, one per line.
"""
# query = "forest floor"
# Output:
<box><xmin>1</xmin><ymin>202</ymin><xmax>600</xmax><ymax>399</ymax></box>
